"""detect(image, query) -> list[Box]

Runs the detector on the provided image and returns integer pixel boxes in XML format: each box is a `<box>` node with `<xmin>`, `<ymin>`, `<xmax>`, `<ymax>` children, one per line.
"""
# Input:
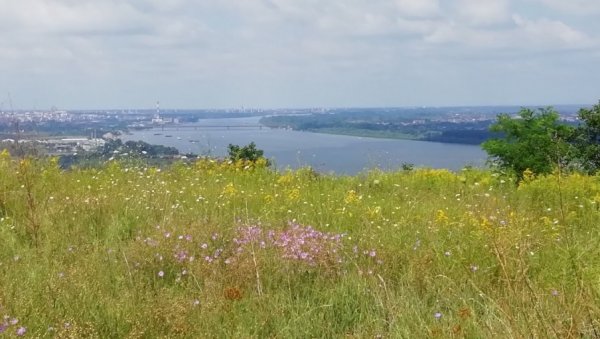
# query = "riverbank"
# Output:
<box><xmin>121</xmin><ymin>117</ymin><xmax>486</xmax><ymax>174</ymax></box>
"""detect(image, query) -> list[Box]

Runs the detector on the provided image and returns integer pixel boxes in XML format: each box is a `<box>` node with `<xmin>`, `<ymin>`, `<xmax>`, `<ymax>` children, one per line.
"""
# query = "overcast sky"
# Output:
<box><xmin>0</xmin><ymin>0</ymin><xmax>599</xmax><ymax>110</ymax></box>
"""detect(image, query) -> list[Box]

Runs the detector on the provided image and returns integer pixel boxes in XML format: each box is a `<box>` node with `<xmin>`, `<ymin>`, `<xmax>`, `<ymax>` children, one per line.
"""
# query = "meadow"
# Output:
<box><xmin>1</xmin><ymin>150</ymin><xmax>599</xmax><ymax>338</ymax></box>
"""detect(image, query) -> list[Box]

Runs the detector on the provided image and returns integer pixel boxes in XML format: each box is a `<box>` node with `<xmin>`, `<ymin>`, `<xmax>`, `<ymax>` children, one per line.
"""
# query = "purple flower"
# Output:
<box><xmin>0</xmin><ymin>323</ymin><xmax>7</xmax><ymax>334</ymax></box>
<box><xmin>9</xmin><ymin>318</ymin><xmax>18</xmax><ymax>325</ymax></box>
<box><xmin>174</xmin><ymin>250</ymin><xmax>188</xmax><ymax>263</ymax></box>
<box><xmin>551</xmin><ymin>289</ymin><xmax>559</xmax><ymax>296</ymax></box>
<box><xmin>369</xmin><ymin>250</ymin><xmax>377</xmax><ymax>257</ymax></box>
<box><xmin>16</xmin><ymin>327</ymin><xmax>26</xmax><ymax>336</ymax></box>
<box><xmin>158</xmin><ymin>270</ymin><xmax>164</xmax><ymax>277</ymax></box>
<box><xmin>434</xmin><ymin>312</ymin><xmax>442</xmax><ymax>320</ymax></box>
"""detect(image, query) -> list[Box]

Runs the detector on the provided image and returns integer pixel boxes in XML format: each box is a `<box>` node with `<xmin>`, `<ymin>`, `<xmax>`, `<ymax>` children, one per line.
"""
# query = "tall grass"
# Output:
<box><xmin>1</xmin><ymin>152</ymin><xmax>599</xmax><ymax>337</ymax></box>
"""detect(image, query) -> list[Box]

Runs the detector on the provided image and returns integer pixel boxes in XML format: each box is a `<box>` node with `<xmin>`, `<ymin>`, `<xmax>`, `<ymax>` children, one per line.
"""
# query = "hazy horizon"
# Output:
<box><xmin>1</xmin><ymin>103</ymin><xmax>594</xmax><ymax>112</ymax></box>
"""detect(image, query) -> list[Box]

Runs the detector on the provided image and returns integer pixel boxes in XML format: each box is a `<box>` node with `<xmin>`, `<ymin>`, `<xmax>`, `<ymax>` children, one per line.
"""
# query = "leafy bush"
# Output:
<box><xmin>482</xmin><ymin>107</ymin><xmax>573</xmax><ymax>179</ymax></box>
<box><xmin>227</xmin><ymin>142</ymin><xmax>270</xmax><ymax>166</ymax></box>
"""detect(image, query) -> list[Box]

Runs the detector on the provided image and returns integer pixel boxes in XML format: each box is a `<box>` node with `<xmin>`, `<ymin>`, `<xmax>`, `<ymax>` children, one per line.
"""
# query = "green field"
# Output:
<box><xmin>1</xmin><ymin>152</ymin><xmax>599</xmax><ymax>337</ymax></box>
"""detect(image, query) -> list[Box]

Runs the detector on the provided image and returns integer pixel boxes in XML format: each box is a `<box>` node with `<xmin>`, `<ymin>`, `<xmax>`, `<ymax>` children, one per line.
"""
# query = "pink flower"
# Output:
<box><xmin>16</xmin><ymin>327</ymin><xmax>26</xmax><ymax>336</ymax></box>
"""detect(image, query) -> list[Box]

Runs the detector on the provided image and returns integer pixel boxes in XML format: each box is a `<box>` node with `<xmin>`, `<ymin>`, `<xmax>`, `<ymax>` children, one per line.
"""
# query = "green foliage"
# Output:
<box><xmin>227</xmin><ymin>142</ymin><xmax>270</xmax><ymax>165</ymax></box>
<box><xmin>0</xmin><ymin>141</ymin><xmax>45</xmax><ymax>158</ymax></box>
<box><xmin>572</xmin><ymin>101</ymin><xmax>600</xmax><ymax>174</ymax></box>
<box><xmin>102</xmin><ymin>139</ymin><xmax>179</xmax><ymax>157</ymax></box>
<box><xmin>482</xmin><ymin>107</ymin><xmax>573</xmax><ymax>178</ymax></box>
<box><xmin>1</xmin><ymin>155</ymin><xmax>600</xmax><ymax>337</ymax></box>
<box><xmin>59</xmin><ymin>139</ymin><xmax>182</xmax><ymax>169</ymax></box>
<box><xmin>261</xmin><ymin>110</ymin><xmax>495</xmax><ymax>144</ymax></box>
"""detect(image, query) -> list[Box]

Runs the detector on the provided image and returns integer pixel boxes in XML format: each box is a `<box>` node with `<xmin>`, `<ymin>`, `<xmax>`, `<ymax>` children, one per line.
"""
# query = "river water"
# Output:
<box><xmin>122</xmin><ymin>117</ymin><xmax>487</xmax><ymax>174</ymax></box>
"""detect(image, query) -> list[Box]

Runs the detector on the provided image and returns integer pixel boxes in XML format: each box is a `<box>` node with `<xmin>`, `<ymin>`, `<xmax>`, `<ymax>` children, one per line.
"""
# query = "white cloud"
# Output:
<box><xmin>531</xmin><ymin>0</ymin><xmax>600</xmax><ymax>15</ymax></box>
<box><xmin>0</xmin><ymin>0</ymin><xmax>598</xmax><ymax>108</ymax></box>
<box><xmin>512</xmin><ymin>15</ymin><xmax>593</xmax><ymax>47</ymax></box>
<box><xmin>0</xmin><ymin>0</ymin><xmax>151</xmax><ymax>35</ymax></box>
<box><xmin>424</xmin><ymin>11</ymin><xmax>595</xmax><ymax>55</ymax></box>
<box><xmin>455</xmin><ymin>0</ymin><xmax>511</xmax><ymax>26</ymax></box>
<box><xmin>394</xmin><ymin>0</ymin><xmax>441</xmax><ymax>18</ymax></box>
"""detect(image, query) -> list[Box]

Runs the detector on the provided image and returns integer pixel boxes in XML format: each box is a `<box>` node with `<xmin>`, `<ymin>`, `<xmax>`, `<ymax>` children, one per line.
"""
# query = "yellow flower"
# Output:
<box><xmin>435</xmin><ymin>209</ymin><xmax>449</xmax><ymax>225</ymax></box>
<box><xmin>287</xmin><ymin>188</ymin><xmax>300</xmax><ymax>202</ymax></box>
<box><xmin>522</xmin><ymin>168</ymin><xmax>535</xmax><ymax>182</ymax></box>
<box><xmin>344</xmin><ymin>190</ymin><xmax>361</xmax><ymax>204</ymax></box>
<box><xmin>255</xmin><ymin>157</ymin><xmax>269</xmax><ymax>168</ymax></box>
<box><xmin>222</xmin><ymin>182</ymin><xmax>238</xmax><ymax>196</ymax></box>
<box><xmin>263</xmin><ymin>194</ymin><xmax>274</xmax><ymax>204</ymax></box>
<box><xmin>480</xmin><ymin>216</ymin><xmax>492</xmax><ymax>230</ymax></box>
<box><xmin>277</xmin><ymin>172</ymin><xmax>294</xmax><ymax>186</ymax></box>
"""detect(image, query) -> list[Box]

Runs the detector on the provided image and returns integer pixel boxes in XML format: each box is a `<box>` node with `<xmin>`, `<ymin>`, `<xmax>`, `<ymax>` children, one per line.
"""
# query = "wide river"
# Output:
<box><xmin>122</xmin><ymin>117</ymin><xmax>487</xmax><ymax>174</ymax></box>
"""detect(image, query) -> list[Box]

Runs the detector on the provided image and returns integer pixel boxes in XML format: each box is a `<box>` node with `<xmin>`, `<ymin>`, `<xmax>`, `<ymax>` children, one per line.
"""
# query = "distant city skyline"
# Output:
<box><xmin>1</xmin><ymin>0</ymin><xmax>599</xmax><ymax>110</ymax></box>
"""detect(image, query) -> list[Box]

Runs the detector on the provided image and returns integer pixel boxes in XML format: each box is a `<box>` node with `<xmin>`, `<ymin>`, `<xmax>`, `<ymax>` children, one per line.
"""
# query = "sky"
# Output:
<box><xmin>0</xmin><ymin>0</ymin><xmax>599</xmax><ymax>110</ymax></box>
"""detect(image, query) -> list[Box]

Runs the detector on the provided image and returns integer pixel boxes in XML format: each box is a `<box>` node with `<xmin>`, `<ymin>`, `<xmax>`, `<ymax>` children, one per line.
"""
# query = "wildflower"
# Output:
<box><xmin>444</xmin><ymin>251</ymin><xmax>451</xmax><ymax>257</ymax></box>
<box><xmin>193</xmin><ymin>299</ymin><xmax>200</xmax><ymax>307</ymax></box>
<box><xmin>434</xmin><ymin>312</ymin><xmax>442</xmax><ymax>320</ymax></box>
<box><xmin>369</xmin><ymin>250</ymin><xmax>377</xmax><ymax>257</ymax></box>
<box><xmin>16</xmin><ymin>327</ymin><xmax>26</xmax><ymax>336</ymax></box>
<box><xmin>10</xmin><ymin>318</ymin><xmax>18</xmax><ymax>325</ymax></box>
<box><xmin>174</xmin><ymin>250</ymin><xmax>188</xmax><ymax>263</ymax></box>
<box><xmin>201</xmin><ymin>243</ymin><xmax>208</xmax><ymax>249</ymax></box>
<box><xmin>551</xmin><ymin>289</ymin><xmax>559</xmax><ymax>297</ymax></box>
<box><xmin>0</xmin><ymin>323</ymin><xmax>7</xmax><ymax>334</ymax></box>
<box><xmin>413</xmin><ymin>239</ymin><xmax>421</xmax><ymax>251</ymax></box>
<box><xmin>158</xmin><ymin>270</ymin><xmax>164</xmax><ymax>277</ymax></box>
<box><xmin>470</xmin><ymin>264</ymin><xmax>479</xmax><ymax>273</ymax></box>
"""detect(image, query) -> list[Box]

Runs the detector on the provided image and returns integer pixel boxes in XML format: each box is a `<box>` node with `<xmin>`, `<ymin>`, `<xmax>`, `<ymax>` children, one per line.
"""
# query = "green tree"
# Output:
<box><xmin>227</xmin><ymin>142</ymin><xmax>270</xmax><ymax>165</ymax></box>
<box><xmin>572</xmin><ymin>101</ymin><xmax>600</xmax><ymax>174</ymax></box>
<box><xmin>482</xmin><ymin>107</ymin><xmax>573</xmax><ymax>178</ymax></box>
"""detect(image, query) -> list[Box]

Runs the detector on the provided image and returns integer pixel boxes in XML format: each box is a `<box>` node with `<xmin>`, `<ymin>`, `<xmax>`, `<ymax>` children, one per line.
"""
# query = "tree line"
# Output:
<box><xmin>482</xmin><ymin>101</ymin><xmax>600</xmax><ymax>179</ymax></box>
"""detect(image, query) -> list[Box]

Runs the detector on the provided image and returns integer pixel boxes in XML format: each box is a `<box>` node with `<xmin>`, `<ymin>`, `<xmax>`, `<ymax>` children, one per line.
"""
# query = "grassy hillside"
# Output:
<box><xmin>1</xmin><ymin>151</ymin><xmax>599</xmax><ymax>337</ymax></box>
